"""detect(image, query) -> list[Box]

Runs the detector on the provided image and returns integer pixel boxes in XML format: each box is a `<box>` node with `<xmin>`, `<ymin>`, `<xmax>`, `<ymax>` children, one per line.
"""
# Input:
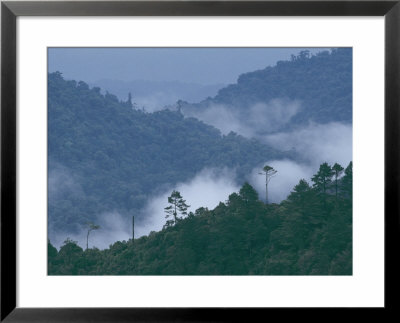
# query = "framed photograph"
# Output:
<box><xmin>1</xmin><ymin>0</ymin><xmax>399</xmax><ymax>321</ymax></box>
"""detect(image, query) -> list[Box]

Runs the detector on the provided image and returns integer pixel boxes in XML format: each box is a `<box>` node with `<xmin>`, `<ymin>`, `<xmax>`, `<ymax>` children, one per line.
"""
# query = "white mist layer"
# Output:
<box><xmin>48</xmin><ymin>164</ymin><xmax>83</xmax><ymax>201</ymax></box>
<box><xmin>250</xmin><ymin>122</ymin><xmax>352</xmax><ymax>203</ymax></box>
<box><xmin>137</xmin><ymin>168</ymin><xmax>239</xmax><ymax>237</ymax></box>
<box><xmin>249</xmin><ymin>160</ymin><xmax>314</xmax><ymax>203</ymax></box>
<box><xmin>48</xmin><ymin>165</ymin><xmax>132</xmax><ymax>250</ymax></box>
<box><xmin>184</xmin><ymin>99</ymin><xmax>301</xmax><ymax>136</ymax></box>
<box><xmin>49</xmin><ymin>120</ymin><xmax>352</xmax><ymax>248</ymax></box>
<box><xmin>264</xmin><ymin>122</ymin><xmax>352</xmax><ymax>167</ymax></box>
<box><xmin>49</xmin><ymin>167</ymin><xmax>239</xmax><ymax>249</ymax></box>
<box><xmin>50</xmin><ymin>211</ymin><xmax>132</xmax><ymax>250</ymax></box>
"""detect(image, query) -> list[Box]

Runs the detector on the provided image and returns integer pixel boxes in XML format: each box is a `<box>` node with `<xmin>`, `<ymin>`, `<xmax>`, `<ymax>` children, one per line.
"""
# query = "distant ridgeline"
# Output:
<box><xmin>180</xmin><ymin>48</ymin><xmax>352</xmax><ymax>133</ymax></box>
<box><xmin>49</xmin><ymin>161</ymin><xmax>352</xmax><ymax>275</ymax></box>
<box><xmin>48</xmin><ymin>72</ymin><xmax>286</xmax><ymax>234</ymax></box>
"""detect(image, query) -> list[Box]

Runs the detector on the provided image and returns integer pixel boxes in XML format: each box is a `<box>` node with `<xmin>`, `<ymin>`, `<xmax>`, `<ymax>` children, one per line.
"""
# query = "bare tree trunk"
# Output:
<box><xmin>86</xmin><ymin>230</ymin><xmax>90</xmax><ymax>250</ymax></box>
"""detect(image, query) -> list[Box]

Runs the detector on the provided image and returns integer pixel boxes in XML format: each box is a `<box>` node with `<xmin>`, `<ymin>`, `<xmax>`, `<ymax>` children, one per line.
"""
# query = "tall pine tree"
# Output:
<box><xmin>164</xmin><ymin>190</ymin><xmax>190</xmax><ymax>226</ymax></box>
<box><xmin>312</xmin><ymin>162</ymin><xmax>334</xmax><ymax>195</ymax></box>
<box><xmin>332</xmin><ymin>163</ymin><xmax>344</xmax><ymax>198</ymax></box>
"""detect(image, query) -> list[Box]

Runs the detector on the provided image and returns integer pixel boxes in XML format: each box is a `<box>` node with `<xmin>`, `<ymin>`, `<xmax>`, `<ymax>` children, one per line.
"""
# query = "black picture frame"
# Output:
<box><xmin>1</xmin><ymin>0</ymin><xmax>399</xmax><ymax>321</ymax></box>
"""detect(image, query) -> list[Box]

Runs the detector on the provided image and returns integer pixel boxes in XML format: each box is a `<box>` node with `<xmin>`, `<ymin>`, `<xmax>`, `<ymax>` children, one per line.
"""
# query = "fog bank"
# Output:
<box><xmin>249</xmin><ymin>122</ymin><xmax>352</xmax><ymax>203</ymax></box>
<box><xmin>183</xmin><ymin>99</ymin><xmax>301</xmax><ymax>137</ymax></box>
<box><xmin>263</xmin><ymin>122</ymin><xmax>352</xmax><ymax>168</ymax></box>
<box><xmin>137</xmin><ymin>168</ymin><xmax>240</xmax><ymax>237</ymax></box>
<box><xmin>49</xmin><ymin>211</ymin><xmax>132</xmax><ymax>250</ymax></box>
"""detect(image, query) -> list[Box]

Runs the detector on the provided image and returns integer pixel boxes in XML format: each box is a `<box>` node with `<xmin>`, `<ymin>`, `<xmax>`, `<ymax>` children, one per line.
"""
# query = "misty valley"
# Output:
<box><xmin>48</xmin><ymin>48</ymin><xmax>352</xmax><ymax>275</ymax></box>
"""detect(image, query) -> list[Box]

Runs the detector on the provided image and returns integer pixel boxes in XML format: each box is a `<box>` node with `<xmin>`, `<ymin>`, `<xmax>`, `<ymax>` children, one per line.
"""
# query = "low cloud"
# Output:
<box><xmin>49</xmin><ymin>168</ymin><xmax>240</xmax><ymax>248</ymax></box>
<box><xmin>137</xmin><ymin>168</ymin><xmax>240</xmax><ymax>237</ymax></box>
<box><xmin>263</xmin><ymin>122</ymin><xmax>352</xmax><ymax>168</ymax></box>
<box><xmin>48</xmin><ymin>120</ymin><xmax>352</xmax><ymax>248</ymax></box>
<box><xmin>249</xmin><ymin>160</ymin><xmax>314</xmax><ymax>203</ymax></box>
<box><xmin>48</xmin><ymin>164</ymin><xmax>83</xmax><ymax>201</ymax></box>
<box><xmin>249</xmin><ymin>122</ymin><xmax>352</xmax><ymax>203</ymax></box>
<box><xmin>185</xmin><ymin>103</ymin><xmax>352</xmax><ymax>204</ymax></box>
<box><xmin>50</xmin><ymin>211</ymin><xmax>131</xmax><ymax>250</ymax></box>
<box><xmin>183</xmin><ymin>99</ymin><xmax>301</xmax><ymax>137</ymax></box>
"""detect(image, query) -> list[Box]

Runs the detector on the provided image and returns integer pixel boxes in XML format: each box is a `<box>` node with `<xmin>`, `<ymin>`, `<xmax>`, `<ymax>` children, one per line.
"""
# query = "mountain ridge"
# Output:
<box><xmin>48</xmin><ymin>72</ymin><xmax>287</xmax><ymax>235</ymax></box>
<box><xmin>180</xmin><ymin>48</ymin><xmax>352</xmax><ymax>135</ymax></box>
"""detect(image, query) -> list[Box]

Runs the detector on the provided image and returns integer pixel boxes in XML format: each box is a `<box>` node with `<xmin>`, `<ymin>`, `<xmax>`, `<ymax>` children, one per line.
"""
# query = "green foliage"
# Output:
<box><xmin>49</xmin><ymin>162</ymin><xmax>352</xmax><ymax>275</ymax></box>
<box><xmin>239</xmin><ymin>182</ymin><xmax>259</xmax><ymax>202</ymax></box>
<box><xmin>190</xmin><ymin>48</ymin><xmax>352</xmax><ymax>128</ymax></box>
<box><xmin>48</xmin><ymin>72</ymin><xmax>283</xmax><ymax>233</ymax></box>
<box><xmin>263</xmin><ymin>165</ymin><xmax>273</xmax><ymax>172</ymax></box>
<box><xmin>54</xmin><ymin>238</ymin><xmax>84</xmax><ymax>275</ymax></box>
<box><xmin>164</xmin><ymin>190</ymin><xmax>190</xmax><ymax>226</ymax></box>
<box><xmin>332</xmin><ymin>163</ymin><xmax>345</xmax><ymax>197</ymax></box>
<box><xmin>341</xmin><ymin>161</ymin><xmax>353</xmax><ymax>199</ymax></box>
<box><xmin>312</xmin><ymin>162</ymin><xmax>334</xmax><ymax>194</ymax></box>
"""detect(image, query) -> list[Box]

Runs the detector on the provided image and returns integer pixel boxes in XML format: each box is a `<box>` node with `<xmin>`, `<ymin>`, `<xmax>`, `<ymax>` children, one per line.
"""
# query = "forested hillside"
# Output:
<box><xmin>181</xmin><ymin>48</ymin><xmax>352</xmax><ymax>133</ymax></box>
<box><xmin>49</xmin><ymin>161</ymin><xmax>352</xmax><ymax>275</ymax></box>
<box><xmin>48</xmin><ymin>72</ymin><xmax>285</xmax><ymax>234</ymax></box>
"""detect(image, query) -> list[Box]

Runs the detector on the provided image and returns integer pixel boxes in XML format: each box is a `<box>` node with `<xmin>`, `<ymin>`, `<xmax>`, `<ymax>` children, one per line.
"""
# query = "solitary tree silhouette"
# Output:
<box><xmin>164</xmin><ymin>190</ymin><xmax>190</xmax><ymax>227</ymax></box>
<box><xmin>85</xmin><ymin>222</ymin><xmax>100</xmax><ymax>250</ymax></box>
<box><xmin>259</xmin><ymin>165</ymin><xmax>277</xmax><ymax>204</ymax></box>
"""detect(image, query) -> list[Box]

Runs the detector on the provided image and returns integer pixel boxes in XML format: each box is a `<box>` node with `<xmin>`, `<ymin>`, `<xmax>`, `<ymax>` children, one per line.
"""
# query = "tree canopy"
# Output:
<box><xmin>48</xmin><ymin>72</ymin><xmax>284</xmax><ymax>235</ymax></box>
<box><xmin>49</xmin><ymin>161</ymin><xmax>352</xmax><ymax>275</ymax></box>
<box><xmin>184</xmin><ymin>48</ymin><xmax>352</xmax><ymax>130</ymax></box>
<box><xmin>164</xmin><ymin>190</ymin><xmax>190</xmax><ymax>227</ymax></box>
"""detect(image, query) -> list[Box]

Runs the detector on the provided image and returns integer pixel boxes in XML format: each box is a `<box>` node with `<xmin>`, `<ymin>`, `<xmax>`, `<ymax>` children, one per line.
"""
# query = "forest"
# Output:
<box><xmin>48</xmin><ymin>48</ymin><xmax>351</xmax><ymax>236</ymax></box>
<box><xmin>48</xmin><ymin>48</ymin><xmax>352</xmax><ymax>275</ymax></box>
<box><xmin>48</xmin><ymin>72</ymin><xmax>286</xmax><ymax>234</ymax></box>
<box><xmin>48</xmin><ymin>161</ymin><xmax>352</xmax><ymax>275</ymax></box>
<box><xmin>182</xmin><ymin>48</ymin><xmax>352</xmax><ymax>130</ymax></box>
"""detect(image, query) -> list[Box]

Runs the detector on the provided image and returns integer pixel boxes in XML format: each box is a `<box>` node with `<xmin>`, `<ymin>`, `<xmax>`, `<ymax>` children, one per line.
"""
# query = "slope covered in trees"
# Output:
<box><xmin>48</xmin><ymin>72</ymin><xmax>285</xmax><ymax>233</ymax></box>
<box><xmin>49</xmin><ymin>162</ymin><xmax>352</xmax><ymax>275</ymax></box>
<box><xmin>181</xmin><ymin>48</ymin><xmax>352</xmax><ymax>132</ymax></box>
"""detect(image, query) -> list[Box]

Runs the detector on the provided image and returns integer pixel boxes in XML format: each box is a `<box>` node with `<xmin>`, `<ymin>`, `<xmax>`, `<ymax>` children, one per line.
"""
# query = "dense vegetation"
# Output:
<box><xmin>49</xmin><ymin>162</ymin><xmax>352</xmax><ymax>275</ymax></box>
<box><xmin>48</xmin><ymin>49</ymin><xmax>352</xmax><ymax>275</ymax></box>
<box><xmin>182</xmin><ymin>48</ymin><xmax>352</xmax><ymax>131</ymax></box>
<box><xmin>49</xmin><ymin>72</ymin><xmax>285</xmax><ymax>233</ymax></box>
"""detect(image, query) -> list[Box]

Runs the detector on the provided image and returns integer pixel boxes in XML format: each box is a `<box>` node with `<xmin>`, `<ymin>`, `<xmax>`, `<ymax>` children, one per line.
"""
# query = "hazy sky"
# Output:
<box><xmin>48</xmin><ymin>47</ymin><xmax>327</xmax><ymax>85</ymax></box>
